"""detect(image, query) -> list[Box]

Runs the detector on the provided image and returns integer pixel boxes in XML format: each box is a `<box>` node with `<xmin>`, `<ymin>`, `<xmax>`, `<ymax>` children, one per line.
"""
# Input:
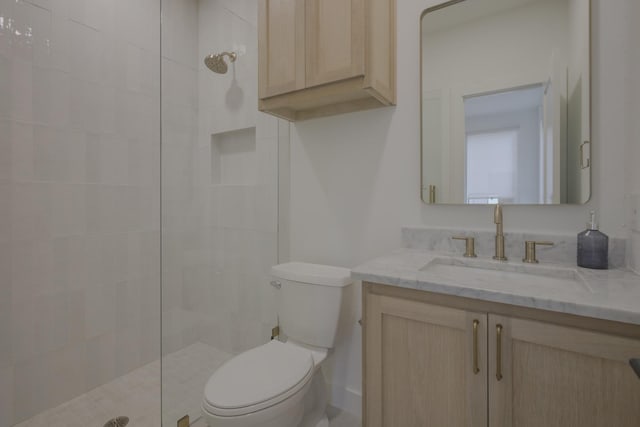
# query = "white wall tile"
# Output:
<box><xmin>84</xmin><ymin>283</ymin><xmax>117</xmax><ymax>339</ymax></box>
<box><xmin>0</xmin><ymin>119</ymin><xmax>10</xmax><ymax>181</ymax></box>
<box><xmin>28</xmin><ymin>2</ymin><xmax>52</xmax><ymax>67</ymax></box>
<box><xmin>0</xmin><ymin>56</ymin><xmax>10</xmax><ymax>118</ymax></box>
<box><xmin>49</xmin><ymin>10</ymin><xmax>71</xmax><ymax>73</ymax></box>
<box><xmin>33</xmin><ymin>293</ymin><xmax>68</xmax><ymax>356</ymax></box>
<box><xmin>64</xmin><ymin>290</ymin><xmax>86</xmax><ymax>344</ymax></box>
<box><xmin>13</xmin><ymin>355</ymin><xmax>51</xmax><ymax>423</ymax></box>
<box><xmin>116</xmin><ymin>280</ymin><xmax>142</xmax><ymax>332</ymax></box>
<box><xmin>0</xmin><ymin>365</ymin><xmax>14</xmax><ymax>427</ymax></box>
<box><xmin>33</xmin><ymin>68</ymin><xmax>70</xmax><ymax>126</ymax></box>
<box><xmin>10</xmin><ymin>60</ymin><xmax>34</xmax><ymax>121</ymax></box>
<box><xmin>33</xmin><ymin>126</ymin><xmax>68</xmax><ymax>181</ymax></box>
<box><xmin>11</xmin><ymin>300</ymin><xmax>37</xmax><ymax>363</ymax></box>
<box><xmin>0</xmin><ymin>280</ymin><xmax>12</xmax><ymax>368</ymax></box>
<box><xmin>11</xmin><ymin>238</ymin><xmax>54</xmax><ymax>303</ymax></box>
<box><xmin>52</xmin><ymin>236</ymin><xmax>88</xmax><ymax>292</ymax></box>
<box><xmin>161</xmin><ymin>0</ymin><xmax>198</xmax><ymax>66</ymax></box>
<box><xmin>85</xmin><ymin>332</ymin><xmax>115</xmax><ymax>390</ymax></box>
<box><xmin>2</xmin><ymin>0</ymin><xmax>161</xmax><ymax>424</ymax></box>
<box><xmin>47</xmin><ymin>343</ymin><xmax>86</xmax><ymax>408</ymax></box>
<box><xmin>9</xmin><ymin>121</ymin><xmax>35</xmax><ymax>182</ymax></box>
<box><xmin>9</xmin><ymin>1</ymin><xmax>34</xmax><ymax>62</ymax></box>
<box><xmin>115</xmin><ymin>326</ymin><xmax>141</xmax><ymax>376</ymax></box>
<box><xmin>51</xmin><ymin>184</ymin><xmax>86</xmax><ymax>236</ymax></box>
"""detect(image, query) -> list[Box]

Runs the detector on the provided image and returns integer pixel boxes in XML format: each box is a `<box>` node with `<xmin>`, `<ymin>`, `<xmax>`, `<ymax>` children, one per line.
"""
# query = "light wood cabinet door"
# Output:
<box><xmin>305</xmin><ymin>0</ymin><xmax>365</xmax><ymax>88</ymax></box>
<box><xmin>364</xmin><ymin>293</ymin><xmax>488</xmax><ymax>427</ymax></box>
<box><xmin>258</xmin><ymin>0</ymin><xmax>395</xmax><ymax>121</ymax></box>
<box><xmin>489</xmin><ymin>315</ymin><xmax>640</xmax><ymax>427</ymax></box>
<box><xmin>258</xmin><ymin>0</ymin><xmax>305</xmax><ymax>98</ymax></box>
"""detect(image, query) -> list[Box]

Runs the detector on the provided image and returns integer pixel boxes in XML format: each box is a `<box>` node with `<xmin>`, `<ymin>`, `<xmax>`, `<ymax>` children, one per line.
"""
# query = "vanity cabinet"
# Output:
<box><xmin>258</xmin><ymin>0</ymin><xmax>396</xmax><ymax>121</ymax></box>
<box><xmin>365</xmin><ymin>292</ymin><xmax>487</xmax><ymax>427</ymax></box>
<box><xmin>363</xmin><ymin>283</ymin><xmax>640</xmax><ymax>427</ymax></box>
<box><xmin>489</xmin><ymin>315</ymin><xmax>640</xmax><ymax>427</ymax></box>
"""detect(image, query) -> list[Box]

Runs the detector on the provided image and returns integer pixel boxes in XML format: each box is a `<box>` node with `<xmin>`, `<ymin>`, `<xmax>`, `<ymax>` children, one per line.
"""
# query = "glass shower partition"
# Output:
<box><xmin>0</xmin><ymin>0</ymin><xmax>161</xmax><ymax>426</ymax></box>
<box><xmin>160</xmin><ymin>0</ymin><xmax>283</xmax><ymax>425</ymax></box>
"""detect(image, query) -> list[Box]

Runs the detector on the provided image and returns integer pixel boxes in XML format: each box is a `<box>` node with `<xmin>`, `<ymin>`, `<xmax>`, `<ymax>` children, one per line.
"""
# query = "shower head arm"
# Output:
<box><xmin>220</xmin><ymin>51</ymin><xmax>237</xmax><ymax>63</ymax></box>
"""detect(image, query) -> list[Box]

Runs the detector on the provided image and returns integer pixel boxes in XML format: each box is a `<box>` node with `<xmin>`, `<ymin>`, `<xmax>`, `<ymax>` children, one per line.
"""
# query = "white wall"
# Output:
<box><xmin>567</xmin><ymin>0</ymin><xmax>591</xmax><ymax>203</ymax></box>
<box><xmin>0</xmin><ymin>0</ymin><xmax>161</xmax><ymax>424</ymax></box>
<box><xmin>289</xmin><ymin>0</ymin><xmax>638</xmax><ymax>415</ymax></box>
<box><xmin>627</xmin><ymin>0</ymin><xmax>640</xmax><ymax>273</ymax></box>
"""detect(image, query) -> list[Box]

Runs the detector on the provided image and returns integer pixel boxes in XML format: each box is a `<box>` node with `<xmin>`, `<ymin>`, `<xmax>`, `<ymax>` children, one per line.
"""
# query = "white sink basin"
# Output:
<box><xmin>420</xmin><ymin>257</ymin><xmax>590</xmax><ymax>293</ymax></box>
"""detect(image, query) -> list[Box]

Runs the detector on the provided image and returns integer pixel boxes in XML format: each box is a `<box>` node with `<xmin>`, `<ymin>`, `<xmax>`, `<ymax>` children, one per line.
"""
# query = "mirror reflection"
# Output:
<box><xmin>421</xmin><ymin>0</ymin><xmax>591</xmax><ymax>205</ymax></box>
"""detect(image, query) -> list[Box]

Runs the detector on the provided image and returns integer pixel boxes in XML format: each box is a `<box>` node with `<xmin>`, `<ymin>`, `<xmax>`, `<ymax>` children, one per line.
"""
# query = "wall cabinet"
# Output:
<box><xmin>364</xmin><ymin>283</ymin><xmax>640</xmax><ymax>427</ymax></box>
<box><xmin>258</xmin><ymin>0</ymin><xmax>396</xmax><ymax>121</ymax></box>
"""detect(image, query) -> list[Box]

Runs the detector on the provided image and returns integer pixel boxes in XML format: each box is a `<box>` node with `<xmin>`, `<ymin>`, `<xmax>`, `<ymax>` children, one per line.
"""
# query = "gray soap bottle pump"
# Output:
<box><xmin>577</xmin><ymin>211</ymin><xmax>609</xmax><ymax>269</ymax></box>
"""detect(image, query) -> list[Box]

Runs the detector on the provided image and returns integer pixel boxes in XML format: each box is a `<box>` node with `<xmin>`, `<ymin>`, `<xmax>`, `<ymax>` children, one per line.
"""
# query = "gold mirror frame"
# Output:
<box><xmin>419</xmin><ymin>0</ymin><xmax>592</xmax><ymax>205</ymax></box>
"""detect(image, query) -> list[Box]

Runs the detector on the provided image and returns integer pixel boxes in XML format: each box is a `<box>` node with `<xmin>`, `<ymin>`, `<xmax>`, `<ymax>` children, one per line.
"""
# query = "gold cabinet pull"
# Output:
<box><xmin>496</xmin><ymin>324</ymin><xmax>503</xmax><ymax>381</ymax></box>
<box><xmin>473</xmin><ymin>319</ymin><xmax>480</xmax><ymax>374</ymax></box>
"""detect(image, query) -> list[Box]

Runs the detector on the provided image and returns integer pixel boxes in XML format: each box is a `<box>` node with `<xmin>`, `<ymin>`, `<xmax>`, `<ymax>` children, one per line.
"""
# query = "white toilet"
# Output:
<box><xmin>201</xmin><ymin>262</ymin><xmax>354</xmax><ymax>427</ymax></box>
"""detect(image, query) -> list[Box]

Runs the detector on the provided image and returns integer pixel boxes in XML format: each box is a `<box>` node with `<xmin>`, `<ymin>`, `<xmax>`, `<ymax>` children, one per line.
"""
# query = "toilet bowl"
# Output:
<box><xmin>201</xmin><ymin>263</ymin><xmax>353</xmax><ymax>427</ymax></box>
<box><xmin>201</xmin><ymin>340</ymin><xmax>327</xmax><ymax>427</ymax></box>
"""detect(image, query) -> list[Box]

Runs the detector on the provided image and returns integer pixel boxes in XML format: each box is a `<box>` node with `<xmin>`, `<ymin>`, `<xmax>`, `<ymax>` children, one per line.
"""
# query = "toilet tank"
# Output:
<box><xmin>271</xmin><ymin>262</ymin><xmax>353</xmax><ymax>349</ymax></box>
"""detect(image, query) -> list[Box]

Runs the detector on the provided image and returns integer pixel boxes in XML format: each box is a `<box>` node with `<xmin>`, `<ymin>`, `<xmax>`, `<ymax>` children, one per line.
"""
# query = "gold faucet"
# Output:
<box><xmin>493</xmin><ymin>204</ymin><xmax>507</xmax><ymax>261</ymax></box>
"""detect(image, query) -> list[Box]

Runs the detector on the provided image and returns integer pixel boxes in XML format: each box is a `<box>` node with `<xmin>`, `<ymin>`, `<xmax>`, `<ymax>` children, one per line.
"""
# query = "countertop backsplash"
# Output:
<box><xmin>402</xmin><ymin>227</ymin><xmax>628</xmax><ymax>269</ymax></box>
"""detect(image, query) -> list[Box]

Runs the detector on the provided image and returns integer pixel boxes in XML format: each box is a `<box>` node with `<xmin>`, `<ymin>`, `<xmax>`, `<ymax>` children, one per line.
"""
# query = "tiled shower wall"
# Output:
<box><xmin>161</xmin><ymin>0</ymin><xmax>281</xmax><ymax>360</ymax></box>
<box><xmin>195</xmin><ymin>0</ymin><xmax>280</xmax><ymax>356</ymax></box>
<box><xmin>0</xmin><ymin>0</ymin><xmax>161</xmax><ymax>425</ymax></box>
<box><xmin>160</xmin><ymin>0</ymin><xmax>201</xmax><ymax>355</ymax></box>
<box><xmin>628</xmin><ymin>0</ymin><xmax>640</xmax><ymax>274</ymax></box>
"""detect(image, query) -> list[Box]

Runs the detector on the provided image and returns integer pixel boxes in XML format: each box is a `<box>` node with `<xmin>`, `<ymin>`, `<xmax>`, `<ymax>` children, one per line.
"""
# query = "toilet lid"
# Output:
<box><xmin>204</xmin><ymin>340</ymin><xmax>314</xmax><ymax>413</ymax></box>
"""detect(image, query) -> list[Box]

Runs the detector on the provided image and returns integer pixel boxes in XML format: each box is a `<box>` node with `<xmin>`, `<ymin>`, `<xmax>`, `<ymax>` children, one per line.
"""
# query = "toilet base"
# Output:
<box><xmin>299</xmin><ymin>373</ymin><xmax>329</xmax><ymax>427</ymax></box>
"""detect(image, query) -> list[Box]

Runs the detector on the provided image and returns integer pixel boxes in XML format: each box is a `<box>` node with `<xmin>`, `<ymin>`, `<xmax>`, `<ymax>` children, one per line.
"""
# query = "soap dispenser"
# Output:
<box><xmin>577</xmin><ymin>211</ymin><xmax>608</xmax><ymax>269</ymax></box>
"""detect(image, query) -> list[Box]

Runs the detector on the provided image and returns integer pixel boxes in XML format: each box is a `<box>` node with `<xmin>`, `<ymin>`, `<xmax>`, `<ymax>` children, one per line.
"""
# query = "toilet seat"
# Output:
<box><xmin>203</xmin><ymin>340</ymin><xmax>315</xmax><ymax>417</ymax></box>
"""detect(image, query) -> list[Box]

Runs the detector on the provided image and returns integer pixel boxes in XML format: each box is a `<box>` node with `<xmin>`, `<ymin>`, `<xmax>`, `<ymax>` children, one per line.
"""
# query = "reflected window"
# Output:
<box><xmin>465</xmin><ymin>129</ymin><xmax>518</xmax><ymax>204</ymax></box>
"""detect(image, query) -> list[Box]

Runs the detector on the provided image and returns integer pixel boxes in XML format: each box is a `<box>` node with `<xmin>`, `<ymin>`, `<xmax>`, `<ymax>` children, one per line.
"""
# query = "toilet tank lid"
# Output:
<box><xmin>271</xmin><ymin>262</ymin><xmax>353</xmax><ymax>287</ymax></box>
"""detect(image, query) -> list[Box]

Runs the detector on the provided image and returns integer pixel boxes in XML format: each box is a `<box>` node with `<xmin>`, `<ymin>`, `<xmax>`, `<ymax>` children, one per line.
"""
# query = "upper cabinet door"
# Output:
<box><xmin>489</xmin><ymin>315</ymin><xmax>640</xmax><ymax>427</ymax></box>
<box><xmin>258</xmin><ymin>0</ymin><xmax>306</xmax><ymax>98</ymax></box>
<box><xmin>258</xmin><ymin>0</ymin><xmax>395</xmax><ymax>120</ymax></box>
<box><xmin>305</xmin><ymin>0</ymin><xmax>365</xmax><ymax>88</ymax></box>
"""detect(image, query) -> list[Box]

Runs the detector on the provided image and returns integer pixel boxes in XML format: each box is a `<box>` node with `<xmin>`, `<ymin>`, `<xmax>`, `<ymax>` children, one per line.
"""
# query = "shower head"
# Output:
<box><xmin>204</xmin><ymin>51</ymin><xmax>237</xmax><ymax>74</ymax></box>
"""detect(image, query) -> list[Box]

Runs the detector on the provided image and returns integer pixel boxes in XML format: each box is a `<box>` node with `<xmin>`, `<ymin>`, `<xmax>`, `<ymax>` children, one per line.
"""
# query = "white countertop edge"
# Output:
<box><xmin>352</xmin><ymin>249</ymin><xmax>640</xmax><ymax>326</ymax></box>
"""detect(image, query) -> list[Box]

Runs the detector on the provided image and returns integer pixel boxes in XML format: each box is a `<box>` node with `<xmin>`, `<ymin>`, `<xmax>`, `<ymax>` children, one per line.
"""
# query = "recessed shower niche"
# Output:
<box><xmin>211</xmin><ymin>127</ymin><xmax>257</xmax><ymax>186</ymax></box>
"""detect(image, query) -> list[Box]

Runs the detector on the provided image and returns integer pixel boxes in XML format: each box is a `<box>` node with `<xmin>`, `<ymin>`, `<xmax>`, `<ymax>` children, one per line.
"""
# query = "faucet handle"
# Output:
<box><xmin>522</xmin><ymin>241</ymin><xmax>554</xmax><ymax>264</ymax></box>
<box><xmin>494</xmin><ymin>203</ymin><xmax>503</xmax><ymax>224</ymax></box>
<box><xmin>452</xmin><ymin>236</ymin><xmax>477</xmax><ymax>258</ymax></box>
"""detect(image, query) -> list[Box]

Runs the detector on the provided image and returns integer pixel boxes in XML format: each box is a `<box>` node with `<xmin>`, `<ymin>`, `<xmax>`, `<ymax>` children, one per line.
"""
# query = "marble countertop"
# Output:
<box><xmin>352</xmin><ymin>249</ymin><xmax>640</xmax><ymax>325</ymax></box>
